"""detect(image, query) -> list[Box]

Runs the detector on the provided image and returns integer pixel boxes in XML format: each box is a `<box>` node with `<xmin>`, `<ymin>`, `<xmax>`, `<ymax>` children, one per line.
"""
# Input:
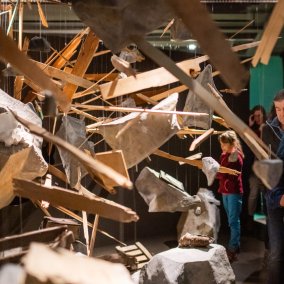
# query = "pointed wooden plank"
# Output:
<box><xmin>13</xmin><ymin>179</ymin><xmax>139</xmax><ymax>223</ymax></box>
<box><xmin>63</xmin><ymin>30</ymin><xmax>100</xmax><ymax>101</ymax></box>
<box><xmin>100</xmin><ymin>41</ymin><xmax>259</xmax><ymax>100</ymax></box>
<box><xmin>73</xmin><ymin>103</ymin><xmax>209</xmax><ymax>117</ymax></box>
<box><xmin>14</xmin><ymin>37</ymin><xmax>30</xmax><ymax>100</ymax></box>
<box><xmin>94</xmin><ymin>150</ymin><xmax>130</xmax><ymax>191</ymax></box>
<box><xmin>18</xmin><ymin>2</ymin><xmax>23</xmax><ymax>50</ymax></box>
<box><xmin>189</xmin><ymin>128</ymin><xmax>214</xmax><ymax>151</ymax></box>
<box><xmin>0</xmin><ymin>29</ymin><xmax>70</xmax><ymax>112</ymax></box>
<box><xmin>35</xmin><ymin>0</ymin><xmax>48</xmax><ymax>28</ymax></box>
<box><xmin>252</xmin><ymin>0</ymin><xmax>284</xmax><ymax>66</ymax></box>
<box><xmin>33</xmin><ymin>60</ymin><xmax>98</xmax><ymax>91</ymax></box>
<box><xmin>167</xmin><ymin>0</ymin><xmax>248</xmax><ymax>91</ymax></box>
<box><xmin>11</xmin><ymin>111</ymin><xmax>133</xmax><ymax>190</ymax></box>
<box><xmin>0</xmin><ymin>226</ymin><xmax>67</xmax><ymax>251</ymax></box>
<box><xmin>52</xmin><ymin>28</ymin><xmax>87</xmax><ymax>69</ymax></box>
<box><xmin>153</xmin><ymin>149</ymin><xmax>240</xmax><ymax>176</ymax></box>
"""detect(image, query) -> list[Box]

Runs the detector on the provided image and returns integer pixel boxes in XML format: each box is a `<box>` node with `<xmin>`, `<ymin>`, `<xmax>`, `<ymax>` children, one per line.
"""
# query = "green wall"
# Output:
<box><xmin>250</xmin><ymin>56</ymin><xmax>284</xmax><ymax>113</ymax></box>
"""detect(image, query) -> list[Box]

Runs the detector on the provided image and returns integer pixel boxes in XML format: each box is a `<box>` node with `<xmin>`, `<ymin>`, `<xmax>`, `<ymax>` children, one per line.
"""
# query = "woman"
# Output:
<box><xmin>217</xmin><ymin>130</ymin><xmax>244</xmax><ymax>262</ymax></box>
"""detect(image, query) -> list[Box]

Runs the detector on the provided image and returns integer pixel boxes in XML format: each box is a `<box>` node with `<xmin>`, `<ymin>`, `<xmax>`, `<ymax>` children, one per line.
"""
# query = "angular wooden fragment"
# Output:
<box><xmin>0</xmin><ymin>29</ymin><xmax>70</xmax><ymax>112</ymax></box>
<box><xmin>99</xmin><ymin>41</ymin><xmax>259</xmax><ymax>100</ymax></box>
<box><xmin>63</xmin><ymin>30</ymin><xmax>99</xmax><ymax>100</ymax></box>
<box><xmin>94</xmin><ymin>150</ymin><xmax>130</xmax><ymax>192</ymax></box>
<box><xmin>0</xmin><ymin>147</ymin><xmax>47</xmax><ymax>209</ymax></box>
<box><xmin>189</xmin><ymin>128</ymin><xmax>214</xmax><ymax>151</ymax></box>
<box><xmin>167</xmin><ymin>0</ymin><xmax>248</xmax><ymax>91</ymax></box>
<box><xmin>13</xmin><ymin>179</ymin><xmax>139</xmax><ymax>223</ymax></box>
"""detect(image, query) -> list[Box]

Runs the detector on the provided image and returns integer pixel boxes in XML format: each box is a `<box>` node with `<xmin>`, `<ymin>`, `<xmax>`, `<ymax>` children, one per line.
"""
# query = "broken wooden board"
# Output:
<box><xmin>0</xmin><ymin>226</ymin><xmax>73</xmax><ymax>265</ymax></box>
<box><xmin>94</xmin><ymin>150</ymin><xmax>130</xmax><ymax>192</ymax></box>
<box><xmin>166</xmin><ymin>0</ymin><xmax>248</xmax><ymax>91</ymax></box>
<box><xmin>0</xmin><ymin>29</ymin><xmax>70</xmax><ymax>113</ymax></box>
<box><xmin>13</xmin><ymin>179</ymin><xmax>139</xmax><ymax>223</ymax></box>
<box><xmin>99</xmin><ymin>41</ymin><xmax>259</xmax><ymax>100</ymax></box>
<box><xmin>252</xmin><ymin>0</ymin><xmax>284</xmax><ymax>66</ymax></box>
<box><xmin>11</xmin><ymin>111</ymin><xmax>133</xmax><ymax>190</ymax></box>
<box><xmin>116</xmin><ymin>242</ymin><xmax>152</xmax><ymax>271</ymax></box>
<box><xmin>154</xmin><ymin>149</ymin><xmax>240</xmax><ymax>176</ymax></box>
<box><xmin>63</xmin><ymin>30</ymin><xmax>99</xmax><ymax>101</ymax></box>
<box><xmin>189</xmin><ymin>128</ymin><xmax>214</xmax><ymax>151</ymax></box>
<box><xmin>0</xmin><ymin>147</ymin><xmax>47</xmax><ymax>209</ymax></box>
<box><xmin>33</xmin><ymin>60</ymin><xmax>99</xmax><ymax>91</ymax></box>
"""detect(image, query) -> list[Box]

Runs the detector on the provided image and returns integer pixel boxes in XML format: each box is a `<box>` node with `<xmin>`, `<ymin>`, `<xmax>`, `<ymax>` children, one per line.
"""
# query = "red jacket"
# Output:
<box><xmin>217</xmin><ymin>151</ymin><xmax>243</xmax><ymax>194</ymax></box>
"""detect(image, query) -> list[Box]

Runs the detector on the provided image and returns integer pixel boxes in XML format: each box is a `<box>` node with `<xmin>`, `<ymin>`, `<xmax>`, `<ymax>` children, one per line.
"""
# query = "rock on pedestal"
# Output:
<box><xmin>138</xmin><ymin>244</ymin><xmax>235</xmax><ymax>284</ymax></box>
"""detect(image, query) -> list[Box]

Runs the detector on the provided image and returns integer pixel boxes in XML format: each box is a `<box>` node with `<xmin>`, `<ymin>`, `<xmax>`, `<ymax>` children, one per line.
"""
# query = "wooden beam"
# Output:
<box><xmin>99</xmin><ymin>41</ymin><xmax>259</xmax><ymax>100</ymax></box>
<box><xmin>167</xmin><ymin>0</ymin><xmax>248</xmax><ymax>92</ymax></box>
<box><xmin>33</xmin><ymin>60</ymin><xmax>99</xmax><ymax>91</ymax></box>
<box><xmin>0</xmin><ymin>29</ymin><xmax>70</xmax><ymax>112</ymax></box>
<box><xmin>63</xmin><ymin>30</ymin><xmax>100</xmax><ymax>101</ymax></box>
<box><xmin>153</xmin><ymin>149</ymin><xmax>240</xmax><ymax>175</ymax></box>
<box><xmin>13</xmin><ymin>179</ymin><xmax>139</xmax><ymax>223</ymax></box>
<box><xmin>189</xmin><ymin>128</ymin><xmax>214</xmax><ymax>151</ymax></box>
<box><xmin>73</xmin><ymin>103</ymin><xmax>209</xmax><ymax>117</ymax></box>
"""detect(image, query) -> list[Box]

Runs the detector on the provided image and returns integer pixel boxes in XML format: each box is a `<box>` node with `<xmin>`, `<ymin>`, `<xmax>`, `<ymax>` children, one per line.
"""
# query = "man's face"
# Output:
<box><xmin>274</xmin><ymin>100</ymin><xmax>284</xmax><ymax>129</ymax></box>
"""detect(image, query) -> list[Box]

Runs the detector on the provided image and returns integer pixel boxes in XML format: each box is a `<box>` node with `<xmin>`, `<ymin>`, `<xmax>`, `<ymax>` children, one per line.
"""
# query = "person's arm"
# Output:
<box><xmin>280</xmin><ymin>195</ymin><xmax>284</xmax><ymax>207</ymax></box>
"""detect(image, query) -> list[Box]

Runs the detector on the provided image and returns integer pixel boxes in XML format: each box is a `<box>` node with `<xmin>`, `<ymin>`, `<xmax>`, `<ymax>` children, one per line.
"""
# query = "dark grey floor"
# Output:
<box><xmin>93</xmin><ymin>226</ymin><xmax>267</xmax><ymax>284</ymax></box>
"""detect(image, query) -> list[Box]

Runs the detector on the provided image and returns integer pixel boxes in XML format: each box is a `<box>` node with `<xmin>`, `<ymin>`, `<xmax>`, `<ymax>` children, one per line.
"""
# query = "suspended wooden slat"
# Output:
<box><xmin>13</xmin><ymin>179</ymin><xmax>139</xmax><ymax>223</ymax></box>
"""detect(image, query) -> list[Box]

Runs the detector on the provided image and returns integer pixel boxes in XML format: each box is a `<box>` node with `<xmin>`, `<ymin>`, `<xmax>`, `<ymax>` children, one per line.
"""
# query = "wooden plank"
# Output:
<box><xmin>35</xmin><ymin>0</ymin><xmax>48</xmax><ymax>28</ymax></box>
<box><xmin>0</xmin><ymin>226</ymin><xmax>67</xmax><ymax>251</ymax></box>
<box><xmin>189</xmin><ymin>128</ymin><xmax>214</xmax><ymax>151</ymax></box>
<box><xmin>252</xmin><ymin>0</ymin><xmax>284</xmax><ymax>66</ymax></box>
<box><xmin>11</xmin><ymin>111</ymin><xmax>132</xmax><ymax>189</ymax></box>
<box><xmin>154</xmin><ymin>149</ymin><xmax>240</xmax><ymax>176</ymax></box>
<box><xmin>99</xmin><ymin>41</ymin><xmax>259</xmax><ymax>100</ymax></box>
<box><xmin>0</xmin><ymin>29</ymin><xmax>70</xmax><ymax>112</ymax></box>
<box><xmin>95</xmin><ymin>150</ymin><xmax>130</xmax><ymax>191</ymax></box>
<box><xmin>13</xmin><ymin>179</ymin><xmax>139</xmax><ymax>223</ymax></box>
<box><xmin>14</xmin><ymin>37</ymin><xmax>30</xmax><ymax>100</ymax></box>
<box><xmin>33</xmin><ymin>60</ymin><xmax>98</xmax><ymax>91</ymax></box>
<box><xmin>73</xmin><ymin>103</ymin><xmax>209</xmax><ymax>117</ymax></box>
<box><xmin>167</xmin><ymin>0</ymin><xmax>249</xmax><ymax>92</ymax></box>
<box><xmin>63</xmin><ymin>30</ymin><xmax>99</xmax><ymax>101</ymax></box>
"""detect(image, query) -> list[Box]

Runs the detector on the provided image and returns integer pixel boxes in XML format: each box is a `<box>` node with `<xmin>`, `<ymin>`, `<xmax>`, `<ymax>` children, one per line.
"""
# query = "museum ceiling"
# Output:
<box><xmin>4</xmin><ymin>0</ymin><xmax>283</xmax><ymax>56</ymax></box>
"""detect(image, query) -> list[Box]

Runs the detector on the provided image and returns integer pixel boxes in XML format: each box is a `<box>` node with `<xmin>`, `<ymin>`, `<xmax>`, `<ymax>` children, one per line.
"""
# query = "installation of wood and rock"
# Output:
<box><xmin>0</xmin><ymin>0</ymin><xmax>283</xmax><ymax>282</ymax></box>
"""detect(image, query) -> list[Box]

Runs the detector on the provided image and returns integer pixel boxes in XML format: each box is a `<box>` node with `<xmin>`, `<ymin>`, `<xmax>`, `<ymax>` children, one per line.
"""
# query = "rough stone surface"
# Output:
<box><xmin>56</xmin><ymin>116</ymin><xmax>93</xmax><ymax>188</ymax></box>
<box><xmin>138</xmin><ymin>244</ymin><xmax>235</xmax><ymax>284</ymax></box>
<box><xmin>253</xmin><ymin>159</ymin><xmax>283</xmax><ymax>190</ymax></box>
<box><xmin>202</xmin><ymin>157</ymin><xmax>220</xmax><ymax>186</ymax></box>
<box><xmin>71</xmin><ymin>0</ymin><xmax>173</xmax><ymax>53</ymax></box>
<box><xmin>177</xmin><ymin>188</ymin><xmax>220</xmax><ymax>241</ymax></box>
<box><xmin>183</xmin><ymin>65</ymin><xmax>215</xmax><ymax>129</ymax></box>
<box><xmin>97</xmin><ymin>93</ymin><xmax>180</xmax><ymax>169</ymax></box>
<box><xmin>135</xmin><ymin>167</ymin><xmax>201</xmax><ymax>212</ymax></box>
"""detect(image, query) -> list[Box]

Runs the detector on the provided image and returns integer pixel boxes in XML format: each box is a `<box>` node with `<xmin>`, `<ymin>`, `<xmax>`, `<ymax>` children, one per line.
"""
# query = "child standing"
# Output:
<box><xmin>217</xmin><ymin>130</ymin><xmax>244</xmax><ymax>262</ymax></box>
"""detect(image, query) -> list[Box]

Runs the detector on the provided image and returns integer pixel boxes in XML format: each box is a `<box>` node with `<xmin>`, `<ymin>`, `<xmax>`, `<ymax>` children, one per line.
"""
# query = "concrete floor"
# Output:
<box><xmin>93</xmin><ymin>227</ymin><xmax>267</xmax><ymax>284</ymax></box>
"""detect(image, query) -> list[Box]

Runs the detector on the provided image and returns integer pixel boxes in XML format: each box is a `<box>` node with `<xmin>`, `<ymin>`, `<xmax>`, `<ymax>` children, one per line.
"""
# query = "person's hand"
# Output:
<box><xmin>249</xmin><ymin>114</ymin><xmax>255</xmax><ymax>127</ymax></box>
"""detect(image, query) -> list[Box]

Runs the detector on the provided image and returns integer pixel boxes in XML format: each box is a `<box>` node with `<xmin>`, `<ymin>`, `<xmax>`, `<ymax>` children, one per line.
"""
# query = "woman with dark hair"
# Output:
<box><xmin>261</xmin><ymin>89</ymin><xmax>284</xmax><ymax>284</ymax></box>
